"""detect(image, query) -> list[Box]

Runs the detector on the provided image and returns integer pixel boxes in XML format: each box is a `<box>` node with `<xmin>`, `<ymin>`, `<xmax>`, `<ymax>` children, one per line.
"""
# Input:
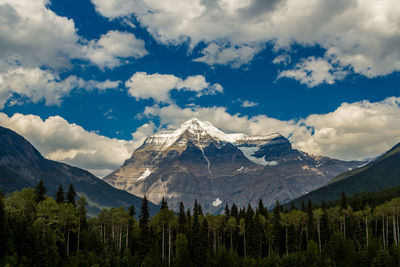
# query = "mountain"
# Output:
<box><xmin>289</xmin><ymin>142</ymin><xmax>400</xmax><ymax>207</ymax></box>
<box><xmin>0</xmin><ymin>126</ymin><xmax>158</xmax><ymax>215</ymax></box>
<box><xmin>104</xmin><ymin>118</ymin><xmax>362</xmax><ymax>213</ymax></box>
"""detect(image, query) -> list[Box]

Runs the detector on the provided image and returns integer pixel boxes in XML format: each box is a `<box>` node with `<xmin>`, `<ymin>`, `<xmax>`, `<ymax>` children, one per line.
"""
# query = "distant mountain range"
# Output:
<box><xmin>104</xmin><ymin>118</ymin><xmax>363</xmax><ymax>213</ymax></box>
<box><xmin>0</xmin><ymin>126</ymin><xmax>158</xmax><ymax>215</ymax></box>
<box><xmin>289</xmin><ymin>142</ymin><xmax>400</xmax><ymax>207</ymax></box>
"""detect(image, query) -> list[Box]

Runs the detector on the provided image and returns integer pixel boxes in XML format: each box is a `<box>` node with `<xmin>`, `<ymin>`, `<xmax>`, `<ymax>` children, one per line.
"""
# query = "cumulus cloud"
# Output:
<box><xmin>0</xmin><ymin>0</ymin><xmax>79</xmax><ymax>70</ymax></box>
<box><xmin>277</xmin><ymin>57</ymin><xmax>348</xmax><ymax>87</ymax></box>
<box><xmin>0</xmin><ymin>1</ymin><xmax>148</xmax><ymax>71</ymax></box>
<box><xmin>125</xmin><ymin>72</ymin><xmax>223</xmax><ymax>103</ymax></box>
<box><xmin>193</xmin><ymin>43</ymin><xmax>262</xmax><ymax>68</ymax></box>
<box><xmin>0</xmin><ymin>113</ymin><xmax>138</xmax><ymax>177</ymax></box>
<box><xmin>91</xmin><ymin>0</ymin><xmax>400</xmax><ymax>80</ymax></box>
<box><xmin>0</xmin><ymin>1</ymin><xmax>147</xmax><ymax>108</ymax></box>
<box><xmin>143</xmin><ymin>97</ymin><xmax>400</xmax><ymax>161</ymax></box>
<box><xmin>0</xmin><ymin>68</ymin><xmax>120</xmax><ymax>109</ymax></box>
<box><xmin>82</xmin><ymin>30</ymin><xmax>148</xmax><ymax>69</ymax></box>
<box><xmin>240</xmin><ymin>99</ymin><xmax>259</xmax><ymax>108</ymax></box>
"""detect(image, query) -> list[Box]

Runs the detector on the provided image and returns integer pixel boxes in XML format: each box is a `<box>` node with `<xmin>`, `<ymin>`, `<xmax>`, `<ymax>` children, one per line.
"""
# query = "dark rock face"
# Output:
<box><xmin>0</xmin><ymin>126</ymin><xmax>158</xmax><ymax>215</ymax></box>
<box><xmin>104</xmin><ymin>119</ymin><xmax>363</xmax><ymax>213</ymax></box>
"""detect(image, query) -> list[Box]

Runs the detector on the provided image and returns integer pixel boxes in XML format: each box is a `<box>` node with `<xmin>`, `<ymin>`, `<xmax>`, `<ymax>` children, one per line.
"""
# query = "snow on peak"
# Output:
<box><xmin>137</xmin><ymin>168</ymin><xmax>151</xmax><ymax>180</ymax></box>
<box><xmin>212</xmin><ymin>198</ymin><xmax>222</xmax><ymax>207</ymax></box>
<box><xmin>141</xmin><ymin>118</ymin><xmax>282</xmax><ymax>151</ymax></box>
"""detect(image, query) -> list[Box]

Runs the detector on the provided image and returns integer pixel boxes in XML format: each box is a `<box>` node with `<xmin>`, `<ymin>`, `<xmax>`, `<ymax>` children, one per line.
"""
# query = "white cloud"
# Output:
<box><xmin>91</xmin><ymin>0</ymin><xmax>400</xmax><ymax>80</ymax></box>
<box><xmin>143</xmin><ymin>97</ymin><xmax>400</xmax><ymax>161</ymax></box>
<box><xmin>125</xmin><ymin>72</ymin><xmax>223</xmax><ymax>103</ymax></box>
<box><xmin>277</xmin><ymin>57</ymin><xmax>348</xmax><ymax>87</ymax></box>
<box><xmin>194</xmin><ymin>43</ymin><xmax>261</xmax><ymax>68</ymax></box>
<box><xmin>0</xmin><ymin>112</ymin><xmax>139</xmax><ymax>177</ymax></box>
<box><xmin>0</xmin><ymin>68</ymin><xmax>120</xmax><ymax>109</ymax></box>
<box><xmin>82</xmin><ymin>30</ymin><xmax>148</xmax><ymax>69</ymax></box>
<box><xmin>0</xmin><ymin>1</ymin><xmax>146</xmax><ymax>108</ymax></box>
<box><xmin>0</xmin><ymin>0</ymin><xmax>79</xmax><ymax>70</ymax></box>
<box><xmin>240</xmin><ymin>99</ymin><xmax>259</xmax><ymax>108</ymax></box>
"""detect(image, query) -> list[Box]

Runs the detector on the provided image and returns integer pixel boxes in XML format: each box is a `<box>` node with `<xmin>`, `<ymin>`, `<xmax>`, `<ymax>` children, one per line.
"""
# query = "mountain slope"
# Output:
<box><xmin>0</xmin><ymin>126</ymin><xmax>158</xmax><ymax>215</ymax></box>
<box><xmin>105</xmin><ymin>118</ymin><xmax>362</xmax><ymax>213</ymax></box>
<box><xmin>289</xmin><ymin>142</ymin><xmax>400</xmax><ymax>207</ymax></box>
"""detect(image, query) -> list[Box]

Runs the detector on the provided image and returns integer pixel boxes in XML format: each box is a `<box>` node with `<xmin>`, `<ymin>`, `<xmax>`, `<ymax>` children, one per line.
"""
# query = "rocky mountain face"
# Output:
<box><xmin>104</xmin><ymin>118</ymin><xmax>363</xmax><ymax>213</ymax></box>
<box><xmin>0</xmin><ymin>126</ymin><xmax>158</xmax><ymax>215</ymax></box>
<box><xmin>289</xmin><ymin>142</ymin><xmax>400</xmax><ymax>207</ymax></box>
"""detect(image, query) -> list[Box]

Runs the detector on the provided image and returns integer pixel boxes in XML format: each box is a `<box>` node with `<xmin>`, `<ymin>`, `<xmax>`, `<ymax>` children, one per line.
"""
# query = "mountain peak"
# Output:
<box><xmin>141</xmin><ymin>118</ymin><xmax>282</xmax><ymax>151</ymax></box>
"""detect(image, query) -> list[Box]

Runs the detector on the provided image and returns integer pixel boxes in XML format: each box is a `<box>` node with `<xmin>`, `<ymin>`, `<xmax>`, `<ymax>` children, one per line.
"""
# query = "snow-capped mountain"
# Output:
<box><xmin>104</xmin><ymin>118</ymin><xmax>363</xmax><ymax>213</ymax></box>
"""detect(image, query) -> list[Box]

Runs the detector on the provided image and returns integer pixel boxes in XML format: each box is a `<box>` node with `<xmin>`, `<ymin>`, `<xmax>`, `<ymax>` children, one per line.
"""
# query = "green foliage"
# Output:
<box><xmin>4</xmin><ymin>185</ymin><xmax>400</xmax><ymax>266</ymax></box>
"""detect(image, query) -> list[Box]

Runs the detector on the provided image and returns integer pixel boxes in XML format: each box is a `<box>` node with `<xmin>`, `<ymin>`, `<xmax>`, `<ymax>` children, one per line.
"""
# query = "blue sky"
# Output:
<box><xmin>0</xmin><ymin>0</ymin><xmax>399</xmax><ymax>177</ymax></box>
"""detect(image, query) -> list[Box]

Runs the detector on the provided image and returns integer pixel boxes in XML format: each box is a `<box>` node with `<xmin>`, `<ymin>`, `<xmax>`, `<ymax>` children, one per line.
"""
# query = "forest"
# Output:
<box><xmin>1</xmin><ymin>180</ymin><xmax>400</xmax><ymax>266</ymax></box>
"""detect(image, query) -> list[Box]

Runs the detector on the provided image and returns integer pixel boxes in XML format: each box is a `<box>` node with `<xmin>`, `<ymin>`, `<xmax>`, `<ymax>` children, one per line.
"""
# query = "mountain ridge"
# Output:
<box><xmin>105</xmin><ymin>118</ymin><xmax>363</xmax><ymax>213</ymax></box>
<box><xmin>0</xmin><ymin>125</ymin><xmax>158</xmax><ymax>215</ymax></box>
<box><xmin>288</xmin><ymin>141</ymin><xmax>400</xmax><ymax>207</ymax></box>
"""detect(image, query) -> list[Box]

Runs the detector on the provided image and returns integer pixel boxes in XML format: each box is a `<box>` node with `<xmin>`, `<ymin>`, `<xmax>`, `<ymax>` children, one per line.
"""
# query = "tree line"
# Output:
<box><xmin>1</xmin><ymin>180</ymin><xmax>400</xmax><ymax>266</ymax></box>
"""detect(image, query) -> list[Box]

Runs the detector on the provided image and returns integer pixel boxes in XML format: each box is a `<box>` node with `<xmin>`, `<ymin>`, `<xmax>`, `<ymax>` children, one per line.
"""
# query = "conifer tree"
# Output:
<box><xmin>341</xmin><ymin>191</ymin><xmax>348</xmax><ymax>210</ymax></box>
<box><xmin>257</xmin><ymin>199</ymin><xmax>267</xmax><ymax>217</ymax></box>
<box><xmin>191</xmin><ymin>200</ymin><xmax>205</xmax><ymax>266</ymax></box>
<box><xmin>320</xmin><ymin>201</ymin><xmax>330</xmax><ymax>247</ymax></box>
<box><xmin>139</xmin><ymin>195</ymin><xmax>150</xmax><ymax>258</ymax></box>
<box><xmin>55</xmin><ymin>185</ymin><xmax>65</xmax><ymax>204</ymax></box>
<box><xmin>225</xmin><ymin>204</ymin><xmax>230</xmax><ymax>218</ymax></box>
<box><xmin>273</xmin><ymin>201</ymin><xmax>282</xmax><ymax>255</ymax></box>
<box><xmin>66</xmin><ymin>184</ymin><xmax>76</xmax><ymax>205</ymax></box>
<box><xmin>231</xmin><ymin>203</ymin><xmax>239</xmax><ymax>220</ymax></box>
<box><xmin>178</xmin><ymin>201</ymin><xmax>186</xmax><ymax>234</ymax></box>
<box><xmin>160</xmin><ymin>197</ymin><xmax>168</xmax><ymax>210</ymax></box>
<box><xmin>34</xmin><ymin>179</ymin><xmax>46</xmax><ymax>203</ymax></box>
<box><xmin>128</xmin><ymin>205</ymin><xmax>135</xmax><ymax>217</ymax></box>
<box><xmin>306</xmin><ymin>200</ymin><xmax>315</xmax><ymax>241</ymax></box>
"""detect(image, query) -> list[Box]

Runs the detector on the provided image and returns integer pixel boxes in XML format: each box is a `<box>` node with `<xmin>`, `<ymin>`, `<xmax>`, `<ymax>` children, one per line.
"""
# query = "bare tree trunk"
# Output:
<box><xmin>386</xmin><ymin>215</ymin><xmax>389</xmax><ymax>248</ymax></box>
<box><xmin>162</xmin><ymin>226</ymin><xmax>165</xmax><ymax>265</ymax></box>
<box><xmin>317</xmin><ymin>222</ymin><xmax>321</xmax><ymax>253</ymax></box>
<box><xmin>77</xmin><ymin>220</ymin><xmax>80</xmax><ymax>252</ymax></box>
<box><xmin>393</xmin><ymin>210</ymin><xmax>397</xmax><ymax>246</ymax></box>
<box><xmin>213</xmin><ymin>229</ymin><xmax>216</xmax><ymax>254</ymax></box>
<box><xmin>344</xmin><ymin>216</ymin><xmax>346</xmax><ymax>238</ymax></box>
<box><xmin>126</xmin><ymin>225</ymin><xmax>129</xmax><ymax>251</ymax></box>
<box><xmin>244</xmin><ymin>231</ymin><xmax>246</xmax><ymax>262</ymax></box>
<box><xmin>396</xmin><ymin>209</ymin><xmax>400</xmax><ymax>244</ymax></box>
<box><xmin>168</xmin><ymin>224</ymin><xmax>171</xmax><ymax>267</ymax></box>
<box><xmin>67</xmin><ymin>229</ymin><xmax>70</xmax><ymax>256</ymax></box>
<box><xmin>230</xmin><ymin>230</ymin><xmax>233</xmax><ymax>252</ymax></box>
<box><xmin>383</xmin><ymin>215</ymin><xmax>385</xmax><ymax>249</ymax></box>
<box><xmin>366</xmin><ymin>216</ymin><xmax>368</xmax><ymax>248</ymax></box>
<box><xmin>286</xmin><ymin>226</ymin><xmax>288</xmax><ymax>256</ymax></box>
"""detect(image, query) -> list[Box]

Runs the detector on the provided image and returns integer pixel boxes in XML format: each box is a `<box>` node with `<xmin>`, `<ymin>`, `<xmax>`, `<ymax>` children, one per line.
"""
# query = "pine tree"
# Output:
<box><xmin>225</xmin><ymin>204</ymin><xmax>230</xmax><ymax>218</ymax></box>
<box><xmin>66</xmin><ymin>184</ymin><xmax>76</xmax><ymax>205</ymax></box>
<box><xmin>128</xmin><ymin>205</ymin><xmax>135</xmax><ymax>217</ymax></box>
<box><xmin>231</xmin><ymin>203</ymin><xmax>239</xmax><ymax>220</ymax></box>
<box><xmin>191</xmin><ymin>201</ymin><xmax>205</xmax><ymax>266</ymax></box>
<box><xmin>55</xmin><ymin>185</ymin><xmax>65</xmax><ymax>204</ymax></box>
<box><xmin>320</xmin><ymin>201</ymin><xmax>330</xmax><ymax>247</ymax></box>
<box><xmin>139</xmin><ymin>195</ymin><xmax>150</xmax><ymax>259</ymax></box>
<box><xmin>34</xmin><ymin>179</ymin><xmax>46</xmax><ymax>203</ymax></box>
<box><xmin>273</xmin><ymin>201</ymin><xmax>282</xmax><ymax>255</ymax></box>
<box><xmin>160</xmin><ymin>197</ymin><xmax>168</xmax><ymax>210</ymax></box>
<box><xmin>257</xmin><ymin>199</ymin><xmax>267</xmax><ymax>217</ymax></box>
<box><xmin>341</xmin><ymin>191</ymin><xmax>348</xmax><ymax>210</ymax></box>
<box><xmin>178</xmin><ymin>201</ymin><xmax>186</xmax><ymax>234</ymax></box>
<box><xmin>306</xmin><ymin>200</ymin><xmax>315</xmax><ymax>242</ymax></box>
